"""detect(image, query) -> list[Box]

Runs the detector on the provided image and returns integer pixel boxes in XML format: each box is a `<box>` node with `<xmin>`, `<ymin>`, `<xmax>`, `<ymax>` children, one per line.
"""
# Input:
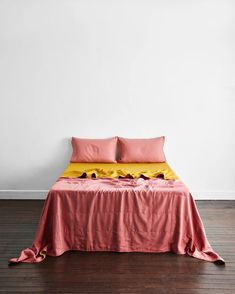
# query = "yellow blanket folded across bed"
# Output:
<box><xmin>61</xmin><ymin>163</ymin><xmax>178</xmax><ymax>180</ymax></box>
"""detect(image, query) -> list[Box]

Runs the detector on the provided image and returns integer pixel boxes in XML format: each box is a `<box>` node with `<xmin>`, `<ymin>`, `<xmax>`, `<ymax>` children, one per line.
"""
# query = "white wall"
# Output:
<box><xmin>0</xmin><ymin>0</ymin><xmax>235</xmax><ymax>199</ymax></box>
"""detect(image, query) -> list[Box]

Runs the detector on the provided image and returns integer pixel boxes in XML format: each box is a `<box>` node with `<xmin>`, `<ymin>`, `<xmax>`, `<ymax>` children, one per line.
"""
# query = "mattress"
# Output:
<box><xmin>10</xmin><ymin>163</ymin><xmax>224</xmax><ymax>264</ymax></box>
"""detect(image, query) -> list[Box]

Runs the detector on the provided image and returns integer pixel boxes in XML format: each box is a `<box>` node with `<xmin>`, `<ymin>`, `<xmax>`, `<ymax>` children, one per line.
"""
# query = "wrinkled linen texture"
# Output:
<box><xmin>10</xmin><ymin>178</ymin><xmax>224</xmax><ymax>264</ymax></box>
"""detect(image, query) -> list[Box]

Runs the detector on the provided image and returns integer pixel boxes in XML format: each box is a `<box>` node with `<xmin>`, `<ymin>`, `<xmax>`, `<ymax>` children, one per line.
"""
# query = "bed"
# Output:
<box><xmin>10</xmin><ymin>162</ymin><xmax>224</xmax><ymax>264</ymax></box>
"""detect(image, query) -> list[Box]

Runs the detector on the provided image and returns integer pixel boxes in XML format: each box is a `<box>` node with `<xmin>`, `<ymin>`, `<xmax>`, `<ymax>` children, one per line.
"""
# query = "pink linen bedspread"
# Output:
<box><xmin>10</xmin><ymin>178</ymin><xmax>224</xmax><ymax>264</ymax></box>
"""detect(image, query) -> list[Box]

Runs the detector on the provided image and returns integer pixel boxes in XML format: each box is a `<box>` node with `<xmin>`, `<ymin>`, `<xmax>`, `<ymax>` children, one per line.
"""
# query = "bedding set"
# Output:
<box><xmin>10</xmin><ymin>136</ymin><xmax>224</xmax><ymax>264</ymax></box>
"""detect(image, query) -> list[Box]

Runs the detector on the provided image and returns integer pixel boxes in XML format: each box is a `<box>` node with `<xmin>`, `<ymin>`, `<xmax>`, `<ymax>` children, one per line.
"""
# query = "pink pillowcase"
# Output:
<box><xmin>118</xmin><ymin>137</ymin><xmax>166</xmax><ymax>163</ymax></box>
<box><xmin>71</xmin><ymin>137</ymin><xmax>117</xmax><ymax>163</ymax></box>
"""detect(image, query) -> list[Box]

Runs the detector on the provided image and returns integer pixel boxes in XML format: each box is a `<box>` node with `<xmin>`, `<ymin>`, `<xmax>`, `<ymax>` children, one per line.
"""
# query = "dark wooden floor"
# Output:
<box><xmin>0</xmin><ymin>200</ymin><xmax>235</xmax><ymax>294</ymax></box>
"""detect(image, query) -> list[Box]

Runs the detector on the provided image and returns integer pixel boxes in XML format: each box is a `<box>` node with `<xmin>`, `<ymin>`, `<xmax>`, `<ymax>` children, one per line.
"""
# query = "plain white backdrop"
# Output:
<box><xmin>0</xmin><ymin>0</ymin><xmax>235</xmax><ymax>199</ymax></box>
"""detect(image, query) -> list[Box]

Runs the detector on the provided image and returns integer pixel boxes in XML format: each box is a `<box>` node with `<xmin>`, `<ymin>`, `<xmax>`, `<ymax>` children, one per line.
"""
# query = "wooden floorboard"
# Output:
<box><xmin>0</xmin><ymin>200</ymin><xmax>234</xmax><ymax>293</ymax></box>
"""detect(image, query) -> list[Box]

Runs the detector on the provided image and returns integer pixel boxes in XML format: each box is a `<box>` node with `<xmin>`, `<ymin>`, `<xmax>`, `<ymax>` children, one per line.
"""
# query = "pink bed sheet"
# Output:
<box><xmin>10</xmin><ymin>178</ymin><xmax>224</xmax><ymax>264</ymax></box>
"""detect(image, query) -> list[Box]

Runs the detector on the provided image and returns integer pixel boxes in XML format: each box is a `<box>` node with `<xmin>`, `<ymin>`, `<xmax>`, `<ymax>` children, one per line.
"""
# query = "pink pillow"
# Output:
<box><xmin>71</xmin><ymin>137</ymin><xmax>117</xmax><ymax>163</ymax></box>
<box><xmin>118</xmin><ymin>137</ymin><xmax>166</xmax><ymax>163</ymax></box>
